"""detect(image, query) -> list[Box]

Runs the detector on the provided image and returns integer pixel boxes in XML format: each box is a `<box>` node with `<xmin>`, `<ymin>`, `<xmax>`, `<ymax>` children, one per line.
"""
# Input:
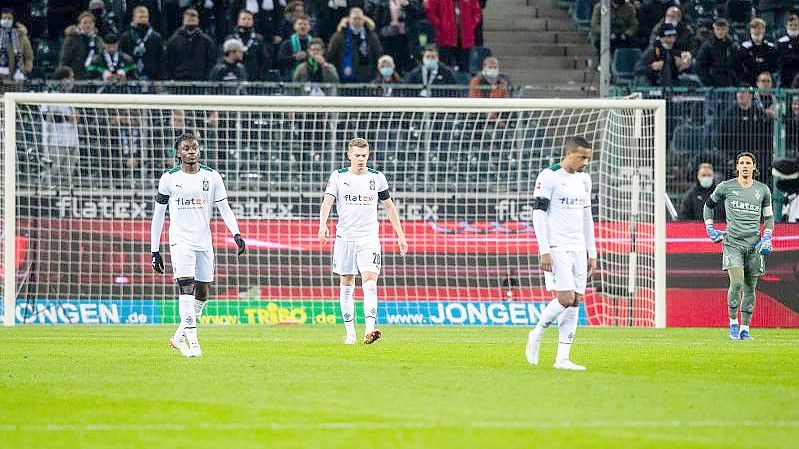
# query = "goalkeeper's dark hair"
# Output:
<box><xmin>735</xmin><ymin>151</ymin><xmax>760</xmax><ymax>176</ymax></box>
<box><xmin>563</xmin><ymin>136</ymin><xmax>592</xmax><ymax>154</ymax></box>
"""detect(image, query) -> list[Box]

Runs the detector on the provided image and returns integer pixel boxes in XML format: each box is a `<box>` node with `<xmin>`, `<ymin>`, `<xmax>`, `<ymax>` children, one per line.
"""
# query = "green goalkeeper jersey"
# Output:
<box><xmin>708</xmin><ymin>179</ymin><xmax>772</xmax><ymax>250</ymax></box>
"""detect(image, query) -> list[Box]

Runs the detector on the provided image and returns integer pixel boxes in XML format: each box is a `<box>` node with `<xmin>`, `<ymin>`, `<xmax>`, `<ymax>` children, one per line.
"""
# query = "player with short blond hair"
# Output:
<box><xmin>318</xmin><ymin>137</ymin><xmax>408</xmax><ymax>345</ymax></box>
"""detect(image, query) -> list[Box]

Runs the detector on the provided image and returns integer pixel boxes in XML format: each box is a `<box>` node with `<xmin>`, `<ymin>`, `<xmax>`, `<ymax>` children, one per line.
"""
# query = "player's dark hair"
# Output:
<box><xmin>174</xmin><ymin>133</ymin><xmax>198</xmax><ymax>158</ymax></box>
<box><xmin>735</xmin><ymin>151</ymin><xmax>760</xmax><ymax>176</ymax></box>
<box><xmin>564</xmin><ymin>136</ymin><xmax>592</xmax><ymax>154</ymax></box>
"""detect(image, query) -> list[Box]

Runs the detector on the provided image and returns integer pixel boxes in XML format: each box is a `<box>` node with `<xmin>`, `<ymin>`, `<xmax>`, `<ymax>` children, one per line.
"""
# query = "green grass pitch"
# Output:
<box><xmin>1</xmin><ymin>326</ymin><xmax>797</xmax><ymax>449</ymax></box>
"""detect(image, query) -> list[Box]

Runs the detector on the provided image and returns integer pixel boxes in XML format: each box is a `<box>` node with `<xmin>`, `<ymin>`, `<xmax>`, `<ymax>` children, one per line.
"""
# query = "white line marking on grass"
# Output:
<box><xmin>1</xmin><ymin>421</ymin><xmax>797</xmax><ymax>432</ymax></box>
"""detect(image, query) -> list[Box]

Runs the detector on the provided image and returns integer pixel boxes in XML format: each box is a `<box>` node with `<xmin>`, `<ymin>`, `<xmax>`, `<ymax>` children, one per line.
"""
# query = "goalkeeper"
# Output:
<box><xmin>703</xmin><ymin>152</ymin><xmax>774</xmax><ymax>341</ymax></box>
<box><xmin>150</xmin><ymin>133</ymin><xmax>246</xmax><ymax>357</ymax></box>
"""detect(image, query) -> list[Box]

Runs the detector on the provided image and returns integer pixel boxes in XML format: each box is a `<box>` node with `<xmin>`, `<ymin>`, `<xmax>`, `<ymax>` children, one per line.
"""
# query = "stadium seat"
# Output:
<box><xmin>611</xmin><ymin>47</ymin><xmax>642</xmax><ymax>85</ymax></box>
<box><xmin>570</xmin><ymin>0</ymin><xmax>595</xmax><ymax>28</ymax></box>
<box><xmin>454</xmin><ymin>71</ymin><xmax>471</xmax><ymax>86</ymax></box>
<box><xmin>467</xmin><ymin>46</ymin><xmax>492</xmax><ymax>75</ymax></box>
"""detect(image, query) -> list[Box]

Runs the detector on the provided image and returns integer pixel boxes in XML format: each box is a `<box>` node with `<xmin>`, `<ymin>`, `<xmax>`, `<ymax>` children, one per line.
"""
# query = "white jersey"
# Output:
<box><xmin>325</xmin><ymin>167</ymin><xmax>390</xmax><ymax>241</ymax></box>
<box><xmin>157</xmin><ymin>165</ymin><xmax>228</xmax><ymax>251</ymax></box>
<box><xmin>532</xmin><ymin>164</ymin><xmax>592</xmax><ymax>253</ymax></box>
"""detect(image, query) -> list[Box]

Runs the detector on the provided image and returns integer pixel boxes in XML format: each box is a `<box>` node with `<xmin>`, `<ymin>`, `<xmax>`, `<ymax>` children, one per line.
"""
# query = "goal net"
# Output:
<box><xmin>1</xmin><ymin>94</ymin><xmax>666</xmax><ymax>327</ymax></box>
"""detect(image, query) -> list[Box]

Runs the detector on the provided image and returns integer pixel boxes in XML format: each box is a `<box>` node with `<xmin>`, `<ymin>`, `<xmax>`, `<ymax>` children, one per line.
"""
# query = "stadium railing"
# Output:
<box><xmin>612</xmin><ymin>86</ymin><xmax>797</xmax><ymax>220</ymax></box>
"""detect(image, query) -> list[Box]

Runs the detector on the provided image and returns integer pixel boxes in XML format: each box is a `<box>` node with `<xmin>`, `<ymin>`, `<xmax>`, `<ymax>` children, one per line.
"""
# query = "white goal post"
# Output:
<box><xmin>2</xmin><ymin>93</ymin><xmax>666</xmax><ymax>327</ymax></box>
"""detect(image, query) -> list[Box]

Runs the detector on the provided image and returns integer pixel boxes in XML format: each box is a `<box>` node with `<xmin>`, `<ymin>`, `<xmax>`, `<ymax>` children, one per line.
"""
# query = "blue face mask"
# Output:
<box><xmin>379</xmin><ymin>67</ymin><xmax>394</xmax><ymax>78</ymax></box>
<box><xmin>423</xmin><ymin>59</ymin><xmax>438</xmax><ymax>71</ymax></box>
<box><xmin>483</xmin><ymin>68</ymin><xmax>499</xmax><ymax>79</ymax></box>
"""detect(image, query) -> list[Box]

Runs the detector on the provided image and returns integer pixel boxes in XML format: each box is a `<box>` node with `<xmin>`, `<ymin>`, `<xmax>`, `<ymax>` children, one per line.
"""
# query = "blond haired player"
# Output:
<box><xmin>318</xmin><ymin>137</ymin><xmax>408</xmax><ymax>345</ymax></box>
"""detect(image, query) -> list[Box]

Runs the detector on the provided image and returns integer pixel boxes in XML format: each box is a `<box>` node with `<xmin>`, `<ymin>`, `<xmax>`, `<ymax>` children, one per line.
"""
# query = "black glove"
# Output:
<box><xmin>234</xmin><ymin>234</ymin><xmax>246</xmax><ymax>255</ymax></box>
<box><xmin>151</xmin><ymin>251</ymin><xmax>164</xmax><ymax>273</ymax></box>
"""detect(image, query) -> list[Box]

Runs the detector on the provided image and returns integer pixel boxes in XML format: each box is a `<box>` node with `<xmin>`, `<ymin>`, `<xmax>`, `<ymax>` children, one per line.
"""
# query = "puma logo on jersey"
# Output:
<box><xmin>343</xmin><ymin>182</ymin><xmax>350</xmax><ymax>186</ymax></box>
<box><xmin>175</xmin><ymin>184</ymin><xmax>182</xmax><ymax>188</ymax></box>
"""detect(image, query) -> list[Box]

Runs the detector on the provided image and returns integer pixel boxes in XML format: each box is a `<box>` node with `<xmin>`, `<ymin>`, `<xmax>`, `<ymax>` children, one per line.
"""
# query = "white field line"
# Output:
<box><xmin>0</xmin><ymin>420</ymin><xmax>797</xmax><ymax>432</ymax></box>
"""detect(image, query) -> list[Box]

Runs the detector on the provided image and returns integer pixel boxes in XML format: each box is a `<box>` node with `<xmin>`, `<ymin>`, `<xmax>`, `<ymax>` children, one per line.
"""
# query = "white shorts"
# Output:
<box><xmin>543</xmin><ymin>251</ymin><xmax>588</xmax><ymax>294</ymax></box>
<box><xmin>170</xmin><ymin>244</ymin><xmax>215</xmax><ymax>282</ymax></box>
<box><xmin>332</xmin><ymin>238</ymin><xmax>382</xmax><ymax>275</ymax></box>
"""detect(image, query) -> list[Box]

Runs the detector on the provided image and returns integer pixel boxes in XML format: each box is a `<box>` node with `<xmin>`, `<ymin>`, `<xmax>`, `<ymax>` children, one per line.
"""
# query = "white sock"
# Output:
<box><xmin>339</xmin><ymin>284</ymin><xmax>355</xmax><ymax>337</ymax></box>
<box><xmin>531</xmin><ymin>298</ymin><xmax>566</xmax><ymax>340</ymax></box>
<box><xmin>730</xmin><ymin>318</ymin><xmax>739</xmax><ymax>325</ymax></box>
<box><xmin>194</xmin><ymin>299</ymin><xmax>206</xmax><ymax>321</ymax></box>
<box><xmin>556</xmin><ymin>306</ymin><xmax>579</xmax><ymax>362</ymax></box>
<box><xmin>179</xmin><ymin>294</ymin><xmax>199</xmax><ymax>347</ymax></box>
<box><xmin>741</xmin><ymin>325</ymin><xmax>750</xmax><ymax>332</ymax></box>
<box><xmin>362</xmin><ymin>280</ymin><xmax>378</xmax><ymax>334</ymax></box>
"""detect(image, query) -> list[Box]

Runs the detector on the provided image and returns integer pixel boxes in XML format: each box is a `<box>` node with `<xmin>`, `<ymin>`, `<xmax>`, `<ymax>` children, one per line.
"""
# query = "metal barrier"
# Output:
<box><xmin>612</xmin><ymin>86</ymin><xmax>798</xmax><ymax>220</ymax></box>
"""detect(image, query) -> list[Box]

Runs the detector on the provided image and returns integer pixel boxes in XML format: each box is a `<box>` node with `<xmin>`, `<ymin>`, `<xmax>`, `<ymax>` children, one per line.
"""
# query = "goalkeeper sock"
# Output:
<box><xmin>729</xmin><ymin>318</ymin><xmax>739</xmax><ymax>325</ymax></box>
<box><xmin>339</xmin><ymin>284</ymin><xmax>355</xmax><ymax>337</ymax></box>
<box><xmin>531</xmin><ymin>298</ymin><xmax>566</xmax><ymax>340</ymax></box>
<box><xmin>556</xmin><ymin>306</ymin><xmax>579</xmax><ymax>362</ymax></box>
<box><xmin>179</xmin><ymin>294</ymin><xmax>199</xmax><ymax>347</ymax></box>
<box><xmin>363</xmin><ymin>280</ymin><xmax>378</xmax><ymax>334</ymax></box>
<box><xmin>741</xmin><ymin>325</ymin><xmax>750</xmax><ymax>333</ymax></box>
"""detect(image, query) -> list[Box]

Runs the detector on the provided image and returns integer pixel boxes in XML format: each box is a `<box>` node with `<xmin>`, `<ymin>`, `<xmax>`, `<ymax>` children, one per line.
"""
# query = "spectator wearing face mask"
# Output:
<box><xmin>372</xmin><ymin>54</ymin><xmax>403</xmax><ymax>96</ymax></box>
<box><xmin>634</xmin><ymin>23</ymin><xmax>692</xmax><ymax>87</ymax></box>
<box><xmin>649</xmin><ymin>6</ymin><xmax>696</xmax><ymax>54</ymax></box>
<box><xmin>778</xmin><ymin>10</ymin><xmax>799</xmax><ymax>88</ymax></box>
<box><xmin>468</xmin><ymin>56</ymin><xmax>510</xmax><ymax>98</ymax></box>
<box><xmin>0</xmin><ymin>8</ymin><xmax>33</xmax><ymax>82</ymax></box>
<box><xmin>404</xmin><ymin>44</ymin><xmax>455</xmax><ymax>97</ymax></box>
<box><xmin>679</xmin><ymin>163</ymin><xmax>725</xmax><ymax>221</ymax></box>
<box><xmin>736</xmin><ymin>18</ymin><xmax>779</xmax><ymax>86</ymax></box>
<box><xmin>59</xmin><ymin>11</ymin><xmax>106</xmax><ymax>80</ymax></box>
<box><xmin>119</xmin><ymin>6</ymin><xmax>163</xmax><ymax>80</ymax></box>
<box><xmin>163</xmin><ymin>8</ymin><xmax>217</xmax><ymax>81</ymax></box>
<box><xmin>326</xmin><ymin>7</ymin><xmax>383</xmax><ymax>83</ymax></box>
<box><xmin>225</xmin><ymin>9</ymin><xmax>272</xmax><ymax>80</ymax></box>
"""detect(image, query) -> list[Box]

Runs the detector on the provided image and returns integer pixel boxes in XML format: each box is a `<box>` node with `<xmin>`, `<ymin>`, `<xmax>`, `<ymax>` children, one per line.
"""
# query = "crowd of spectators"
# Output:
<box><xmin>591</xmin><ymin>0</ymin><xmax>799</xmax><ymax>90</ymax></box>
<box><xmin>0</xmin><ymin>0</ymin><xmax>508</xmax><ymax>95</ymax></box>
<box><xmin>588</xmin><ymin>0</ymin><xmax>799</xmax><ymax>219</ymax></box>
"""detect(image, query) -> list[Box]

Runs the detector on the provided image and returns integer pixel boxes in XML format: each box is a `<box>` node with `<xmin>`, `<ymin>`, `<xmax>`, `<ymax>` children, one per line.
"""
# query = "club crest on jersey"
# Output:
<box><xmin>369</xmin><ymin>179</ymin><xmax>375</xmax><ymax>190</ymax></box>
<box><xmin>202</xmin><ymin>179</ymin><xmax>209</xmax><ymax>191</ymax></box>
<box><xmin>754</xmin><ymin>190</ymin><xmax>762</xmax><ymax>200</ymax></box>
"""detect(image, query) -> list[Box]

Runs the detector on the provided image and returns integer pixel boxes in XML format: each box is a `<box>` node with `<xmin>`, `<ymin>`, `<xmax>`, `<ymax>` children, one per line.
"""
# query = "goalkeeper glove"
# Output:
<box><xmin>705</xmin><ymin>224</ymin><xmax>726</xmax><ymax>243</ymax></box>
<box><xmin>234</xmin><ymin>234</ymin><xmax>246</xmax><ymax>255</ymax></box>
<box><xmin>151</xmin><ymin>251</ymin><xmax>164</xmax><ymax>273</ymax></box>
<box><xmin>755</xmin><ymin>231</ymin><xmax>773</xmax><ymax>256</ymax></box>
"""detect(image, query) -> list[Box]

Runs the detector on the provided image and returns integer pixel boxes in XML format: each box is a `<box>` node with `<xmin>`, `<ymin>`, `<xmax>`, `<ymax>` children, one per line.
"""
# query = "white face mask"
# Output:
<box><xmin>0</xmin><ymin>19</ymin><xmax>12</xmax><ymax>29</ymax></box>
<box><xmin>665</xmin><ymin>19</ymin><xmax>678</xmax><ymax>26</ymax></box>
<box><xmin>699</xmin><ymin>176</ymin><xmax>713</xmax><ymax>188</ymax></box>
<box><xmin>788</xmin><ymin>28</ymin><xmax>799</xmax><ymax>37</ymax></box>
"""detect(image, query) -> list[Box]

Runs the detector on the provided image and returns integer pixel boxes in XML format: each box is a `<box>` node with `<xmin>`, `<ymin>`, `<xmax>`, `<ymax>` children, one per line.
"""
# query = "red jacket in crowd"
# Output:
<box><xmin>423</xmin><ymin>0</ymin><xmax>482</xmax><ymax>49</ymax></box>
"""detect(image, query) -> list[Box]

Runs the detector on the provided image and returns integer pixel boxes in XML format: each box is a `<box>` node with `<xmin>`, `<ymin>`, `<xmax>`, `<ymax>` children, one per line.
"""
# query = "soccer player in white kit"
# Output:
<box><xmin>150</xmin><ymin>134</ymin><xmax>246</xmax><ymax>357</ymax></box>
<box><xmin>318</xmin><ymin>137</ymin><xmax>408</xmax><ymax>345</ymax></box>
<box><xmin>525</xmin><ymin>137</ymin><xmax>597</xmax><ymax>371</ymax></box>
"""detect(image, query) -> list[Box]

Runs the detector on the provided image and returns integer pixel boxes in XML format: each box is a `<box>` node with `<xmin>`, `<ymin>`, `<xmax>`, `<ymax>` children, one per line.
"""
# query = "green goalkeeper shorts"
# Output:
<box><xmin>722</xmin><ymin>244</ymin><xmax>765</xmax><ymax>277</ymax></box>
